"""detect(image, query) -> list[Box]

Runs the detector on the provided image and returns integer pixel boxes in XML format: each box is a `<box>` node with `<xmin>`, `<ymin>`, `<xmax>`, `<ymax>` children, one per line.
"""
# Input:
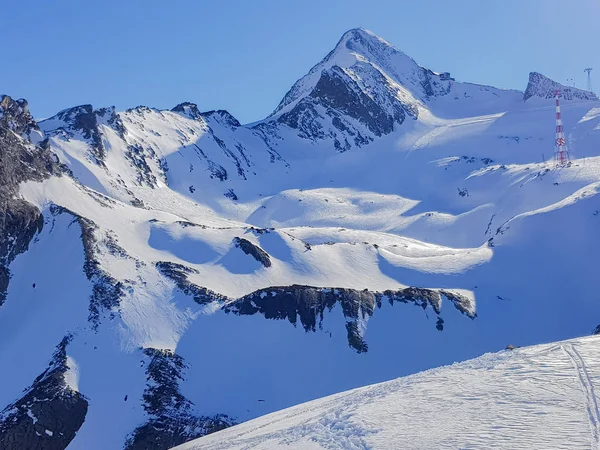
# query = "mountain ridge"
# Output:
<box><xmin>0</xmin><ymin>27</ymin><xmax>599</xmax><ymax>450</ymax></box>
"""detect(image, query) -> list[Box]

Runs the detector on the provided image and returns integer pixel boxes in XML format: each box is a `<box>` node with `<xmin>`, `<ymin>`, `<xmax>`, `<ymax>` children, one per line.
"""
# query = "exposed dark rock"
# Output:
<box><xmin>125</xmin><ymin>143</ymin><xmax>158</xmax><ymax>187</ymax></box>
<box><xmin>0</xmin><ymin>95</ymin><xmax>41</xmax><ymax>139</ymax></box>
<box><xmin>175</xmin><ymin>221</ymin><xmax>207</xmax><ymax>229</ymax></box>
<box><xmin>436</xmin><ymin>317</ymin><xmax>444</xmax><ymax>331</ymax></box>
<box><xmin>312</xmin><ymin>66</ymin><xmax>394</xmax><ymax>136</ymax></box>
<box><xmin>0</xmin><ymin>96</ymin><xmax>59</xmax><ymax>306</ymax></box>
<box><xmin>171</xmin><ymin>102</ymin><xmax>202</xmax><ymax>120</ymax></box>
<box><xmin>345</xmin><ymin>321</ymin><xmax>369</xmax><ymax>353</ymax></box>
<box><xmin>592</xmin><ymin>325</ymin><xmax>600</xmax><ymax>335</ymax></box>
<box><xmin>155</xmin><ymin>262</ymin><xmax>228</xmax><ymax>305</ymax></box>
<box><xmin>0</xmin><ymin>336</ymin><xmax>88</xmax><ymax>450</ymax></box>
<box><xmin>233</xmin><ymin>237</ymin><xmax>272</xmax><ymax>268</ymax></box>
<box><xmin>207</xmin><ymin>160</ymin><xmax>228</xmax><ymax>181</ymax></box>
<box><xmin>440</xmin><ymin>290</ymin><xmax>477</xmax><ymax>318</ymax></box>
<box><xmin>224</xmin><ymin>285</ymin><xmax>450</xmax><ymax>353</ymax></box>
<box><xmin>124</xmin><ymin>348</ymin><xmax>234</xmax><ymax>450</ymax></box>
<box><xmin>41</xmin><ymin>104</ymin><xmax>126</xmax><ymax>168</ymax></box>
<box><xmin>275</xmin><ymin>62</ymin><xmax>415</xmax><ymax>147</ymax></box>
<box><xmin>458</xmin><ymin>188</ymin><xmax>469</xmax><ymax>198</ymax></box>
<box><xmin>448</xmin><ymin>156</ymin><xmax>495</xmax><ymax>166</ymax></box>
<box><xmin>202</xmin><ymin>110</ymin><xmax>241</xmax><ymax>128</ymax></box>
<box><xmin>278</xmin><ymin>102</ymin><xmax>326</xmax><ymax>140</ymax></box>
<box><xmin>224</xmin><ymin>189</ymin><xmax>238</xmax><ymax>201</ymax></box>
<box><xmin>420</xmin><ymin>68</ymin><xmax>453</xmax><ymax>99</ymax></box>
<box><xmin>212</xmin><ymin>135</ymin><xmax>246</xmax><ymax>179</ymax></box>
<box><xmin>44</xmin><ymin>105</ymin><xmax>105</xmax><ymax>162</ymax></box>
<box><xmin>95</xmin><ymin>106</ymin><xmax>126</xmax><ymax>139</ymax></box>
<box><xmin>524</xmin><ymin>72</ymin><xmax>597</xmax><ymax>102</ymax></box>
<box><xmin>49</xmin><ymin>205</ymin><xmax>124</xmax><ymax>327</ymax></box>
<box><xmin>384</xmin><ymin>287</ymin><xmax>441</xmax><ymax>315</ymax></box>
<box><xmin>245</xmin><ymin>226</ymin><xmax>274</xmax><ymax>237</ymax></box>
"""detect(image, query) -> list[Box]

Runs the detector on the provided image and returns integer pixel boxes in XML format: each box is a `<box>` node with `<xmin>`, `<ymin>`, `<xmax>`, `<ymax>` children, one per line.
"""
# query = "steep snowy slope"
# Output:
<box><xmin>177</xmin><ymin>334</ymin><xmax>600</xmax><ymax>450</ymax></box>
<box><xmin>0</xmin><ymin>27</ymin><xmax>599</xmax><ymax>450</ymax></box>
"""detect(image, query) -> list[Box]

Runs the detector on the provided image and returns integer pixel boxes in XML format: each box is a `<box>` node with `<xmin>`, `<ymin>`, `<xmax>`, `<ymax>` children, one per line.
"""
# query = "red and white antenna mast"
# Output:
<box><xmin>554</xmin><ymin>90</ymin><xmax>570</xmax><ymax>166</ymax></box>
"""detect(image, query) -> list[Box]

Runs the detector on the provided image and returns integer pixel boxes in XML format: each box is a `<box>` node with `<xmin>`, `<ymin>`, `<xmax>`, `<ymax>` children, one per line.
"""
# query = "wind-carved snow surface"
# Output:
<box><xmin>1</xmin><ymin>27</ymin><xmax>600</xmax><ymax>449</ymax></box>
<box><xmin>176</xmin><ymin>335</ymin><xmax>600</xmax><ymax>450</ymax></box>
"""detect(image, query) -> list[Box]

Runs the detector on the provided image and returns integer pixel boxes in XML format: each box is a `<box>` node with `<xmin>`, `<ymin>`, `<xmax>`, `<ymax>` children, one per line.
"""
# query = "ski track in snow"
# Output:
<box><xmin>562</xmin><ymin>343</ymin><xmax>600</xmax><ymax>449</ymax></box>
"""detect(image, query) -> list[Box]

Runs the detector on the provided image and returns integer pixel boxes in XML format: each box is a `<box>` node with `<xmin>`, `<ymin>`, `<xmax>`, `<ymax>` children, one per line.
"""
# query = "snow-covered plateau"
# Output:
<box><xmin>0</xmin><ymin>28</ymin><xmax>599</xmax><ymax>449</ymax></box>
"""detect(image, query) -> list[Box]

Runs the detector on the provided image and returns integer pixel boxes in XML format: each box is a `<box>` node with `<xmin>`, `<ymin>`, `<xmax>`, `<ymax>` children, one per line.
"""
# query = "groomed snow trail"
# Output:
<box><xmin>175</xmin><ymin>336</ymin><xmax>600</xmax><ymax>450</ymax></box>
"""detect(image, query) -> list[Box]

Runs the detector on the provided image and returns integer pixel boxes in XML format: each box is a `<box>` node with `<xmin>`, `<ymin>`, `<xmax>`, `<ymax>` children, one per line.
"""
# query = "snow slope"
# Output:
<box><xmin>0</xmin><ymin>27</ymin><xmax>599</xmax><ymax>450</ymax></box>
<box><xmin>176</xmin><ymin>334</ymin><xmax>600</xmax><ymax>450</ymax></box>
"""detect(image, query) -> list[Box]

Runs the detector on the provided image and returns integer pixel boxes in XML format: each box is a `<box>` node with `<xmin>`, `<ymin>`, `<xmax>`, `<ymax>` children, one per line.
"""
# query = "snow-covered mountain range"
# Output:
<box><xmin>0</xmin><ymin>27</ymin><xmax>599</xmax><ymax>450</ymax></box>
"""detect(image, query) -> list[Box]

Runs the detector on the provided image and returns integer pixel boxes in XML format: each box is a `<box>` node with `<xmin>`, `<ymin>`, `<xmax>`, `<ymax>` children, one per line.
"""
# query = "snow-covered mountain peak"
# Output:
<box><xmin>524</xmin><ymin>72</ymin><xmax>598</xmax><ymax>102</ymax></box>
<box><xmin>269</xmin><ymin>28</ymin><xmax>426</xmax><ymax>119</ymax></box>
<box><xmin>331</xmin><ymin>27</ymin><xmax>405</xmax><ymax>66</ymax></box>
<box><xmin>260</xmin><ymin>28</ymin><xmax>520</xmax><ymax>153</ymax></box>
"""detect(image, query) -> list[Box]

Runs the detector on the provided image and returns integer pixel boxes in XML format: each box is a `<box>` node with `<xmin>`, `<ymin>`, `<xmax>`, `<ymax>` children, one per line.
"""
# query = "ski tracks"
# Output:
<box><xmin>562</xmin><ymin>343</ymin><xmax>600</xmax><ymax>449</ymax></box>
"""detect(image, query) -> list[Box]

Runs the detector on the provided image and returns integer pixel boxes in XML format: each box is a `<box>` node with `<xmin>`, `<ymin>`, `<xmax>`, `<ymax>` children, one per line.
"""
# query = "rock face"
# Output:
<box><xmin>0</xmin><ymin>96</ymin><xmax>42</xmax><ymax>141</ymax></box>
<box><xmin>171</xmin><ymin>102</ymin><xmax>203</xmax><ymax>120</ymax></box>
<box><xmin>124</xmin><ymin>349</ymin><xmax>233</xmax><ymax>450</ymax></box>
<box><xmin>0</xmin><ymin>336</ymin><xmax>88</xmax><ymax>450</ymax></box>
<box><xmin>523</xmin><ymin>72</ymin><xmax>598</xmax><ymax>101</ymax></box>
<box><xmin>155</xmin><ymin>261</ymin><xmax>228</xmax><ymax>305</ymax></box>
<box><xmin>40</xmin><ymin>104</ymin><xmax>126</xmax><ymax>165</ymax></box>
<box><xmin>49</xmin><ymin>206</ymin><xmax>125</xmax><ymax>327</ymax></box>
<box><xmin>0</xmin><ymin>95</ymin><xmax>58</xmax><ymax>306</ymax></box>
<box><xmin>232</xmin><ymin>237</ymin><xmax>272</xmax><ymax>268</ymax></box>
<box><xmin>224</xmin><ymin>285</ymin><xmax>475</xmax><ymax>353</ymax></box>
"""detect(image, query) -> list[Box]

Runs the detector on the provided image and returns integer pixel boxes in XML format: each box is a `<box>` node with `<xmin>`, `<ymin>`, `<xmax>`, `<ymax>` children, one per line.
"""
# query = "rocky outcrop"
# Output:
<box><xmin>225</xmin><ymin>286</ymin><xmax>375</xmax><ymax>353</ymax></box>
<box><xmin>40</xmin><ymin>104</ymin><xmax>126</xmax><ymax>165</ymax></box>
<box><xmin>0</xmin><ymin>96</ymin><xmax>59</xmax><ymax>306</ymax></box>
<box><xmin>276</xmin><ymin>64</ymin><xmax>407</xmax><ymax>148</ymax></box>
<box><xmin>49</xmin><ymin>206</ymin><xmax>124</xmax><ymax>327</ymax></box>
<box><xmin>155</xmin><ymin>262</ymin><xmax>228</xmax><ymax>305</ymax></box>
<box><xmin>0</xmin><ymin>336</ymin><xmax>88</xmax><ymax>450</ymax></box>
<box><xmin>171</xmin><ymin>102</ymin><xmax>203</xmax><ymax>120</ymax></box>
<box><xmin>43</xmin><ymin>105</ymin><xmax>104</xmax><ymax>161</ymax></box>
<box><xmin>224</xmin><ymin>285</ymin><xmax>474</xmax><ymax>353</ymax></box>
<box><xmin>202</xmin><ymin>110</ymin><xmax>241</xmax><ymax>129</ymax></box>
<box><xmin>440</xmin><ymin>290</ymin><xmax>476</xmax><ymax>318</ymax></box>
<box><xmin>125</xmin><ymin>143</ymin><xmax>159</xmax><ymax>187</ymax></box>
<box><xmin>124</xmin><ymin>348</ymin><xmax>233</xmax><ymax>450</ymax></box>
<box><xmin>310</xmin><ymin>66</ymin><xmax>398</xmax><ymax>136</ymax></box>
<box><xmin>232</xmin><ymin>237</ymin><xmax>272</xmax><ymax>268</ymax></box>
<box><xmin>523</xmin><ymin>72</ymin><xmax>597</xmax><ymax>102</ymax></box>
<box><xmin>0</xmin><ymin>95</ymin><xmax>42</xmax><ymax>141</ymax></box>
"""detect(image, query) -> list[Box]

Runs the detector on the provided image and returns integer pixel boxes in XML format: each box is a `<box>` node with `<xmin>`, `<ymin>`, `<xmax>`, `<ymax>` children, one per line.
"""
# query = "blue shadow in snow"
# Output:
<box><xmin>218</xmin><ymin>245</ymin><xmax>263</xmax><ymax>275</ymax></box>
<box><xmin>258</xmin><ymin>232</ymin><xmax>293</xmax><ymax>262</ymax></box>
<box><xmin>149</xmin><ymin>227</ymin><xmax>218</xmax><ymax>264</ymax></box>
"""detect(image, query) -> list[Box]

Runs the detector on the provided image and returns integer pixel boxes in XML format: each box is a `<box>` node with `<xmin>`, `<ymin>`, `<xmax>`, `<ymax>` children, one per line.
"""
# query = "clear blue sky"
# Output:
<box><xmin>2</xmin><ymin>0</ymin><xmax>598</xmax><ymax>123</ymax></box>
